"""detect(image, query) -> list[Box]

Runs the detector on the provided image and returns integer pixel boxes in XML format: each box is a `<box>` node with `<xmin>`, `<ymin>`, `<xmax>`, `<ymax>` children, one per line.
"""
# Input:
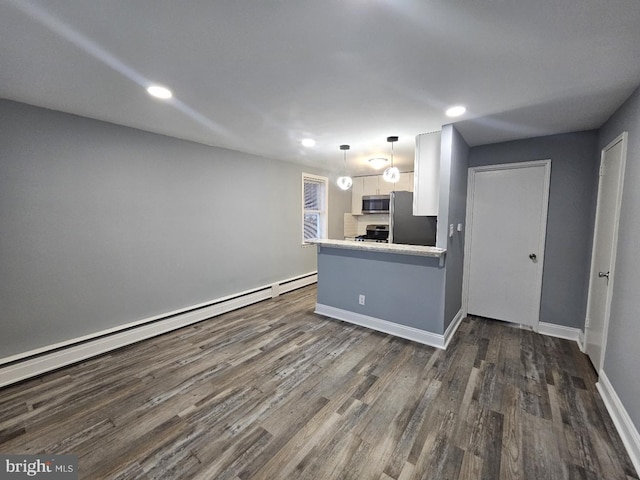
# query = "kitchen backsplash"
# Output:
<box><xmin>344</xmin><ymin>213</ymin><xmax>390</xmax><ymax>237</ymax></box>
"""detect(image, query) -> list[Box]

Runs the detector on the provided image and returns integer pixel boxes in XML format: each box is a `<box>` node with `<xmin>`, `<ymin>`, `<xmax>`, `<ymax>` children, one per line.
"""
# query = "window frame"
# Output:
<box><xmin>301</xmin><ymin>173</ymin><xmax>329</xmax><ymax>245</ymax></box>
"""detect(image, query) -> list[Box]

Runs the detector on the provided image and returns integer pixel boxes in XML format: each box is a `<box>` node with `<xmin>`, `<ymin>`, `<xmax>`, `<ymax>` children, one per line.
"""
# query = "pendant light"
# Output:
<box><xmin>383</xmin><ymin>136</ymin><xmax>400</xmax><ymax>183</ymax></box>
<box><xmin>336</xmin><ymin>144</ymin><xmax>353</xmax><ymax>190</ymax></box>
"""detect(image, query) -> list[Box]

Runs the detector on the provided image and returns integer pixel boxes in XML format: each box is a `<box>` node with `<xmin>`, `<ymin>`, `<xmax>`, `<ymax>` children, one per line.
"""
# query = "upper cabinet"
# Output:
<box><xmin>363</xmin><ymin>175</ymin><xmax>381</xmax><ymax>196</ymax></box>
<box><xmin>377</xmin><ymin>177</ymin><xmax>395</xmax><ymax>195</ymax></box>
<box><xmin>350</xmin><ymin>172</ymin><xmax>414</xmax><ymax>215</ymax></box>
<box><xmin>394</xmin><ymin>172</ymin><xmax>414</xmax><ymax>193</ymax></box>
<box><xmin>351</xmin><ymin>177</ymin><xmax>364</xmax><ymax>215</ymax></box>
<box><xmin>363</xmin><ymin>173</ymin><xmax>414</xmax><ymax>196</ymax></box>
<box><xmin>413</xmin><ymin>132</ymin><xmax>441</xmax><ymax>216</ymax></box>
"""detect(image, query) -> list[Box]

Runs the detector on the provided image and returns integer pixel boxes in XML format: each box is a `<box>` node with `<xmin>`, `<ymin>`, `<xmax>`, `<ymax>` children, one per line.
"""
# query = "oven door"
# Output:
<box><xmin>362</xmin><ymin>195</ymin><xmax>390</xmax><ymax>213</ymax></box>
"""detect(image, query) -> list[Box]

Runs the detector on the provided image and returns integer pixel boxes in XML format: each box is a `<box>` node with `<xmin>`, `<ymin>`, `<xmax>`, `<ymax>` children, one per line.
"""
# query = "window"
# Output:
<box><xmin>302</xmin><ymin>173</ymin><xmax>328</xmax><ymax>244</ymax></box>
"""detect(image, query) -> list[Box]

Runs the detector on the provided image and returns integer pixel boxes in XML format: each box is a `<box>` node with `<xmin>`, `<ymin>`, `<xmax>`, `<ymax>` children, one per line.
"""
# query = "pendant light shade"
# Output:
<box><xmin>337</xmin><ymin>176</ymin><xmax>353</xmax><ymax>190</ymax></box>
<box><xmin>382</xmin><ymin>166</ymin><xmax>400</xmax><ymax>183</ymax></box>
<box><xmin>383</xmin><ymin>136</ymin><xmax>400</xmax><ymax>183</ymax></box>
<box><xmin>337</xmin><ymin>144</ymin><xmax>353</xmax><ymax>190</ymax></box>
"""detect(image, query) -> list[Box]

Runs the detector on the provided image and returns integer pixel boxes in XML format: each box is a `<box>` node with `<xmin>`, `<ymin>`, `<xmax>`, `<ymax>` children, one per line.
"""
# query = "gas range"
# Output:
<box><xmin>354</xmin><ymin>224</ymin><xmax>389</xmax><ymax>243</ymax></box>
<box><xmin>354</xmin><ymin>236</ymin><xmax>388</xmax><ymax>243</ymax></box>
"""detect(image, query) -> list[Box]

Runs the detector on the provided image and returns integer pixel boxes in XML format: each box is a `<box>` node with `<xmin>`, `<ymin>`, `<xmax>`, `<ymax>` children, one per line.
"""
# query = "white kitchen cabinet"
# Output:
<box><xmin>351</xmin><ymin>172</ymin><xmax>415</xmax><ymax>214</ymax></box>
<box><xmin>362</xmin><ymin>175</ymin><xmax>405</xmax><ymax>195</ymax></box>
<box><xmin>413</xmin><ymin>132</ymin><xmax>441</xmax><ymax>216</ymax></box>
<box><xmin>394</xmin><ymin>172</ymin><xmax>414</xmax><ymax>193</ymax></box>
<box><xmin>378</xmin><ymin>177</ymin><xmax>395</xmax><ymax>195</ymax></box>
<box><xmin>351</xmin><ymin>176</ymin><xmax>364</xmax><ymax>215</ymax></box>
<box><xmin>362</xmin><ymin>176</ymin><xmax>379</xmax><ymax>196</ymax></box>
<box><xmin>379</xmin><ymin>172</ymin><xmax>414</xmax><ymax>194</ymax></box>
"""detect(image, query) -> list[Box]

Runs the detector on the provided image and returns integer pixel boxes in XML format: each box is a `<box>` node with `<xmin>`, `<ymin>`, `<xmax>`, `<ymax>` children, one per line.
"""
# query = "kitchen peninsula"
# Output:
<box><xmin>310</xmin><ymin>239</ymin><xmax>459</xmax><ymax>350</ymax></box>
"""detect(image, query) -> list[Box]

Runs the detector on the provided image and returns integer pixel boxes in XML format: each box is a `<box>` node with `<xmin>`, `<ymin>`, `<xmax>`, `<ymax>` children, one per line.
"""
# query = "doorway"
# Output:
<box><xmin>463</xmin><ymin>160</ymin><xmax>551</xmax><ymax>327</ymax></box>
<box><xmin>584</xmin><ymin>132</ymin><xmax>628</xmax><ymax>373</ymax></box>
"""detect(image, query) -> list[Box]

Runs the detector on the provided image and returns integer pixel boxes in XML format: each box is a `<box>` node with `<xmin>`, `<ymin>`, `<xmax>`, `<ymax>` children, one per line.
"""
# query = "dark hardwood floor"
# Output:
<box><xmin>0</xmin><ymin>285</ymin><xmax>637</xmax><ymax>479</ymax></box>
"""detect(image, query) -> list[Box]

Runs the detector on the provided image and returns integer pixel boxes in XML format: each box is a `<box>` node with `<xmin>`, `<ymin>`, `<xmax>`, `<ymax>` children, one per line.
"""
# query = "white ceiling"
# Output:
<box><xmin>1</xmin><ymin>0</ymin><xmax>639</xmax><ymax>176</ymax></box>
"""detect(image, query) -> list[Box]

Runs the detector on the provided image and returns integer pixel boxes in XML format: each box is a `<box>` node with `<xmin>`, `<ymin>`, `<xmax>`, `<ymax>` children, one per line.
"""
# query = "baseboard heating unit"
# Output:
<box><xmin>0</xmin><ymin>272</ymin><xmax>317</xmax><ymax>388</ymax></box>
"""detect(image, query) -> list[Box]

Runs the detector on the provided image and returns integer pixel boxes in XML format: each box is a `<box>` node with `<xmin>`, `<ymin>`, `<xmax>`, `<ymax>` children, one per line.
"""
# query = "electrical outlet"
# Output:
<box><xmin>449</xmin><ymin>224</ymin><xmax>454</xmax><ymax>237</ymax></box>
<box><xmin>359</xmin><ymin>294</ymin><xmax>365</xmax><ymax>305</ymax></box>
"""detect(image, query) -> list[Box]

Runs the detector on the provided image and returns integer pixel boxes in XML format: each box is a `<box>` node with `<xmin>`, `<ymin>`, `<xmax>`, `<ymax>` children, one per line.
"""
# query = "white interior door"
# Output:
<box><xmin>585</xmin><ymin>132</ymin><xmax>627</xmax><ymax>372</ymax></box>
<box><xmin>464</xmin><ymin>160</ymin><xmax>551</xmax><ymax>327</ymax></box>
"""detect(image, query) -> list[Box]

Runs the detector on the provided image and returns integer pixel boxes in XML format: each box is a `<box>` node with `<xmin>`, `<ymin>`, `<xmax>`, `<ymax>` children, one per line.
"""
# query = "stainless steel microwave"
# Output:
<box><xmin>362</xmin><ymin>195</ymin><xmax>390</xmax><ymax>214</ymax></box>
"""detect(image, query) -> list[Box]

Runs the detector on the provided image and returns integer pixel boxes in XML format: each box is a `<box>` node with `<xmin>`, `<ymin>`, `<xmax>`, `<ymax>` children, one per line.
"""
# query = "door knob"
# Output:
<box><xmin>598</xmin><ymin>271</ymin><xmax>610</xmax><ymax>279</ymax></box>
<box><xmin>529</xmin><ymin>253</ymin><xmax>537</xmax><ymax>260</ymax></box>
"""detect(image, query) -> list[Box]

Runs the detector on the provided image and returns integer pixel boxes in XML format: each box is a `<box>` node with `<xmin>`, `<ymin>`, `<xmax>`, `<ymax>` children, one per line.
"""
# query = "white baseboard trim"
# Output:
<box><xmin>538</xmin><ymin>322</ymin><xmax>583</xmax><ymax>347</ymax></box>
<box><xmin>443</xmin><ymin>309</ymin><xmax>464</xmax><ymax>349</ymax></box>
<box><xmin>577</xmin><ymin>329</ymin><xmax>585</xmax><ymax>352</ymax></box>
<box><xmin>0</xmin><ymin>272</ymin><xmax>317</xmax><ymax>388</ymax></box>
<box><xmin>315</xmin><ymin>304</ymin><xmax>449</xmax><ymax>350</ymax></box>
<box><xmin>596</xmin><ymin>370</ymin><xmax>640</xmax><ymax>477</ymax></box>
<box><xmin>279</xmin><ymin>273</ymin><xmax>317</xmax><ymax>294</ymax></box>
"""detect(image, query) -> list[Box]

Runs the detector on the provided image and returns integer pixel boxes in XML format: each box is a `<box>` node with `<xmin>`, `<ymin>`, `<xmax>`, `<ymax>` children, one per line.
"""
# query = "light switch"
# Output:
<box><xmin>457</xmin><ymin>223</ymin><xmax>463</xmax><ymax>232</ymax></box>
<box><xmin>449</xmin><ymin>224</ymin><xmax>454</xmax><ymax>237</ymax></box>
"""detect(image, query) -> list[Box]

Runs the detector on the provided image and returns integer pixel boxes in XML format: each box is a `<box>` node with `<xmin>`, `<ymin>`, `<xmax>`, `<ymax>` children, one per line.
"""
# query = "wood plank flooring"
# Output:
<box><xmin>0</xmin><ymin>285</ymin><xmax>637</xmax><ymax>479</ymax></box>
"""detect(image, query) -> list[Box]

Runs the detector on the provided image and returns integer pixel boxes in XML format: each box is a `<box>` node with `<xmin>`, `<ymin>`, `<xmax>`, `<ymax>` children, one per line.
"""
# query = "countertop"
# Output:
<box><xmin>309</xmin><ymin>239</ymin><xmax>446</xmax><ymax>259</ymax></box>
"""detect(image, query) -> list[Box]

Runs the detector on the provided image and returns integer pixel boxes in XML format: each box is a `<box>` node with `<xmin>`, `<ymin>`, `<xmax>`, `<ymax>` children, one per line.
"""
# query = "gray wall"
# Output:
<box><xmin>328</xmin><ymin>187</ymin><xmax>350</xmax><ymax>241</ymax></box>
<box><xmin>598</xmin><ymin>86</ymin><xmax>640</xmax><ymax>429</ymax></box>
<box><xmin>317</xmin><ymin>247</ymin><xmax>446</xmax><ymax>333</ymax></box>
<box><xmin>0</xmin><ymin>99</ymin><xmax>350</xmax><ymax>358</ymax></box>
<box><xmin>442</xmin><ymin>125</ymin><xmax>469</xmax><ymax>330</ymax></box>
<box><xmin>468</xmin><ymin>130</ymin><xmax>599</xmax><ymax>329</ymax></box>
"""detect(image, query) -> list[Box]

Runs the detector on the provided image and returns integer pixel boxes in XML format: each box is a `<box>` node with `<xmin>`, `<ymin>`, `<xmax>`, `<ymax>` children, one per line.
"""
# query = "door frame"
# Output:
<box><xmin>461</xmin><ymin>159</ymin><xmax>552</xmax><ymax>328</ymax></box>
<box><xmin>584</xmin><ymin>132</ymin><xmax>628</xmax><ymax>373</ymax></box>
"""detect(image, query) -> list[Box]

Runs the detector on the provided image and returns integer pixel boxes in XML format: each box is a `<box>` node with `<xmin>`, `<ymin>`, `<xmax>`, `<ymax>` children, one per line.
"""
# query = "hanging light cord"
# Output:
<box><xmin>390</xmin><ymin>140</ymin><xmax>394</xmax><ymax>168</ymax></box>
<box><xmin>387</xmin><ymin>136</ymin><xmax>399</xmax><ymax>166</ymax></box>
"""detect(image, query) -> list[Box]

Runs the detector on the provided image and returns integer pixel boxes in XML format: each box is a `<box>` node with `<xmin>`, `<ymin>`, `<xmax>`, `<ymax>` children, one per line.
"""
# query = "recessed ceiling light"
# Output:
<box><xmin>445</xmin><ymin>105</ymin><xmax>466</xmax><ymax>117</ymax></box>
<box><xmin>301</xmin><ymin>138</ymin><xmax>316</xmax><ymax>147</ymax></box>
<box><xmin>147</xmin><ymin>85</ymin><xmax>173</xmax><ymax>99</ymax></box>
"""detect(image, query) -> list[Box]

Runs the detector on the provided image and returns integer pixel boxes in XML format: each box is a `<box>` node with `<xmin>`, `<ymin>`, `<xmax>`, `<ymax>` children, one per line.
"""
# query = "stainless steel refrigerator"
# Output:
<box><xmin>389</xmin><ymin>191</ymin><xmax>437</xmax><ymax>246</ymax></box>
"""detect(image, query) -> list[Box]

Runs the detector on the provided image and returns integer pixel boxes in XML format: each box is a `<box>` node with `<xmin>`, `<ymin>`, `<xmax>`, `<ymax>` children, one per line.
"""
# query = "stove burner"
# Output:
<box><xmin>354</xmin><ymin>234</ymin><xmax>388</xmax><ymax>243</ymax></box>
